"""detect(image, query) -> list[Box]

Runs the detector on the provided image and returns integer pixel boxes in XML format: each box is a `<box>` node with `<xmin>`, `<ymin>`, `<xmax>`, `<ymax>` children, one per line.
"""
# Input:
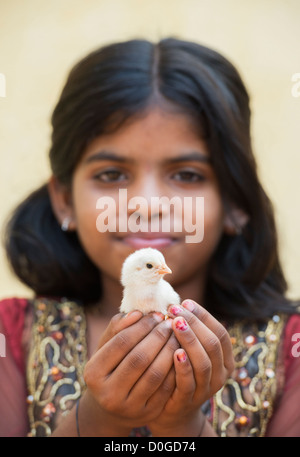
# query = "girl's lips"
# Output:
<box><xmin>119</xmin><ymin>235</ymin><xmax>177</xmax><ymax>249</ymax></box>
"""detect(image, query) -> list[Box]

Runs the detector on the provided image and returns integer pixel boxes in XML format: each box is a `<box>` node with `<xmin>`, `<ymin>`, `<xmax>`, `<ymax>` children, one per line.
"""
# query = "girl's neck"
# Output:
<box><xmin>94</xmin><ymin>273</ymin><xmax>124</xmax><ymax>318</ymax></box>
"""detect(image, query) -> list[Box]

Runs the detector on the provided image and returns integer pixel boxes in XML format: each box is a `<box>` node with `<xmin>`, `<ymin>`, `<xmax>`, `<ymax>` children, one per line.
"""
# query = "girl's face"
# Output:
<box><xmin>70</xmin><ymin>107</ymin><xmax>225</xmax><ymax>290</ymax></box>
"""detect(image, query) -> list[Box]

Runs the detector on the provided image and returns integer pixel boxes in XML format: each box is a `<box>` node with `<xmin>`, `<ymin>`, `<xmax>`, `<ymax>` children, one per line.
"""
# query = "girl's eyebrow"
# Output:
<box><xmin>84</xmin><ymin>149</ymin><xmax>211</xmax><ymax>164</ymax></box>
<box><xmin>84</xmin><ymin>150</ymin><xmax>134</xmax><ymax>164</ymax></box>
<box><xmin>165</xmin><ymin>152</ymin><xmax>211</xmax><ymax>164</ymax></box>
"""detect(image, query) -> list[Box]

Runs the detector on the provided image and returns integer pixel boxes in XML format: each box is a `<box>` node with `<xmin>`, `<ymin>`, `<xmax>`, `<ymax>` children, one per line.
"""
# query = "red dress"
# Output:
<box><xmin>0</xmin><ymin>298</ymin><xmax>30</xmax><ymax>436</ymax></box>
<box><xmin>1</xmin><ymin>297</ymin><xmax>300</xmax><ymax>437</ymax></box>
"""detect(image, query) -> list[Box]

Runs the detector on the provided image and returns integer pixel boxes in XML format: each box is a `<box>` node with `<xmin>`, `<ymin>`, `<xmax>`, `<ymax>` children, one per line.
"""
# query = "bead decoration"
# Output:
<box><xmin>49</xmin><ymin>366</ymin><xmax>63</xmax><ymax>381</ymax></box>
<box><xmin>265</xmin><ymin>368</ymin><xmax>275</xmax><ymax>378</ymax></box>
<box><xmin>26</xmin><ymin>395</ymin><xmax>34</xmax><ymax>404</ymax></box>
<box><xmin>236</xmin><ymin>367</ymin><xmax>251</xmax><ymax>387</ymax></box>
<box><xmin>213</xmin><ymin>313</ymin><xmax>286</xmax><ymax>437</ymax></box>
<box><xmin>26</xmin><ymin>298</ymin><xmax>87</xmax><ymax>436</ymax></box>
<box><xmin>230</xmin><ymin>336</ymin><xmax>237</xmax><ymax>345</ymax></box>
<box><xmin>51</xmin><ymin>331</ymin><xmax>64</xmax><ymax>342</ymax></box>
<box><xmin>244</xmin><ymin>334</ymin><xmax>257</xmax><ymax>346</ymax></box>
<box><xmin>235</xmin><ymin>414</ymin><xmax>250</xmax><ymax>429</ymax></box>
<box><xmin>41</xmin><ymin>402</ymin><xmax>56</xmax><ymax>421</ymax></box>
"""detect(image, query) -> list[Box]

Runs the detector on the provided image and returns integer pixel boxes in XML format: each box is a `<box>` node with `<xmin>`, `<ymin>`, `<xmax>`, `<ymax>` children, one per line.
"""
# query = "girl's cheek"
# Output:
<box><xmin>203</xmin><ymin>193</ymin><xmax>224</xmax><ymax>233</ymax></box>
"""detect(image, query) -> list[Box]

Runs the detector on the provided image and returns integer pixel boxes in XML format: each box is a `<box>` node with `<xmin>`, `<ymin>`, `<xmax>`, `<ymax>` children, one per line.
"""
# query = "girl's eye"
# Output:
<box><xmin>171</xmin><ymin>170</ymin><xmax>205</xmax><ymax>183</ymax></box>
<box><xmin>94</xmin><ymin>169</ymin><xmax>127</xmax><ymax>183</ymax></box>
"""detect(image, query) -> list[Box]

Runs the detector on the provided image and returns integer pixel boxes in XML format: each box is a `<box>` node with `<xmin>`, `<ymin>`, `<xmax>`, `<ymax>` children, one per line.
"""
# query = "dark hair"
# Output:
<box><xmin>3</xmin><ymin>37</ymin><xmax>298</xmax><ymax>319</ymax></box>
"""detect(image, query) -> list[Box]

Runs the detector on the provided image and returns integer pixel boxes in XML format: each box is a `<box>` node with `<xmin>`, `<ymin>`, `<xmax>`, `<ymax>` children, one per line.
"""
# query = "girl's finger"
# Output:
<box><xmin>169</xmin><ymin>306</ymin><xmax>224</xmax><ymax>372</ymax></box>
<box><xmin>131</xmin><ymin>332</ymin><xmax>179</xmax><ymax>401</ymax></box>
<box><xmin>169</xmin><ymin>300</ymin><xmax>235</xmax><ymax>374</ymax></box>
<box><xmin>174</xmin><ymin>349</ymin><xmax>195</xmax><ymax>398</ymax></box>
<box><xmin>96</xmin><ymin>311</ymin><xmax>144</xmax><ymax>350</ymax></box>
<box><xmin>167</xmin><ymin>349</ymin><xmax>195</xmax><ymax>409</ymax></box>
<box><xmin>88</xmin><ymin>313</ymin><xmax>164</xmax><ymax>377</ymax></box>
<box><xmin>146</xmin><ymin>366</ymin><xmax>176</xmax><ymax>413</ymax></box>
<box><xmin>183</xmin><ymin>300</ymin><xmax>234</xmax><ymax>372</ymax></box>
<box><xmin>109</xmin><ymin>318</ymin><xmax>174</xmax><ymax>394</ymax></box>
<box><xmin>172</xmin><ymin>316</ymin><xmax>212</xmax><ymax>386</ymax></box>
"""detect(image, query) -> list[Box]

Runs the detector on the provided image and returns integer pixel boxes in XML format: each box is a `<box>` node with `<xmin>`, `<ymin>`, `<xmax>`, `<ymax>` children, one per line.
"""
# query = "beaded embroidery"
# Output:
<box><xmin>26</xmin><ymin>298</ymin><xmax>87</xmax><ymax>436</ymax></box>
<box><xmin>26</xmin><ymin>298</ymin><xmax>286</xmax><ymax>436</ymax></box>
<box><xmin>209</xmin><ymin>314</ymin><xmax>286</xmax><ymax>436</ymax></box>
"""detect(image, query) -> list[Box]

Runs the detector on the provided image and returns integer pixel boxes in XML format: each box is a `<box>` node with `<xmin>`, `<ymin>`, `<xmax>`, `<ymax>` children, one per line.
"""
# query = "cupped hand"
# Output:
<box><xmin>82</xmin><ymin>311</ymin><xmax>179</xmax><ymax>435</ymax></box>
<box><xmin>148</xmin><ymin>299</ymin><xmax>235</xmax><ymax>436</ymax></box>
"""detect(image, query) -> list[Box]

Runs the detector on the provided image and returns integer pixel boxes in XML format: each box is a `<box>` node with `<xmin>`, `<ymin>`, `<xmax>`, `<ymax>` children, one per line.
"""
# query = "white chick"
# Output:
<box><xmin>120</xmin><ymin>248</ymin><xmax>180</xmax><ymax>315</ymax></box>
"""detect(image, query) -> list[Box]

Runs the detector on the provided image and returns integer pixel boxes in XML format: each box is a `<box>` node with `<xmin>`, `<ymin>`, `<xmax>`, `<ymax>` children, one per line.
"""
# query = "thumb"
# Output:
<box><xmin>96</xmin><ymin>310</ymin><xmax>143</xmax><ymax>350</ymax></box>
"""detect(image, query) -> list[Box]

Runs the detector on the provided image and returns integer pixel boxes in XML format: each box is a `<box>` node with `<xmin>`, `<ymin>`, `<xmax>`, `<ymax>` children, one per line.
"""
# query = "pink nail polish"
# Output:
<box><xmin>182</xmin><ymin>300</ymin><xmax>195</xmax><ymax>312</ymax></box>
<box><xmin>174</xmin><ymin>317</ymin><xmax>188</xmax><ymax>331</ymax></box>
<box><xmin>169</xmin><ymin>305</ymin><xmax>183</xmax><ymax>315</ymax></box>
<box><xmin>176</xmin><ymin>350</ymin><xmax>187</xmax><ymax>362</ymax></box>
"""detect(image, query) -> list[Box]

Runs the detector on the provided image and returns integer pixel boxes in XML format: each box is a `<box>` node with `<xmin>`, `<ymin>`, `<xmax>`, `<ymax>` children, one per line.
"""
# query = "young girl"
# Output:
<box><xmin>1</xmin><ymin>37</ymin><xmax>300</xmax><ymax>437</ymax></box>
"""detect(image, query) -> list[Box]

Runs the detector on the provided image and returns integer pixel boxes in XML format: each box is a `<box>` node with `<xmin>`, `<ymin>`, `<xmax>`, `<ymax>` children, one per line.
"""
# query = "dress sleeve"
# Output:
<box><xmin>0</xmin><ymin>298</ymin><xmax>31</xmax><ymax>437</ymax></box>
<box><xmin>266</xmin><ymin>314</ymin><xmax>300</xmax><ymax>437</ymax></box>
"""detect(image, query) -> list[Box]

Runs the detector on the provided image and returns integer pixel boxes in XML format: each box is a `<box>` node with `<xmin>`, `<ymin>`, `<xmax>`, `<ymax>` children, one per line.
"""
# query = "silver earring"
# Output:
<box><xmin>61</xmin><ymin>217</ymin><xmax>71</xmax><ymax>232</ymax></box>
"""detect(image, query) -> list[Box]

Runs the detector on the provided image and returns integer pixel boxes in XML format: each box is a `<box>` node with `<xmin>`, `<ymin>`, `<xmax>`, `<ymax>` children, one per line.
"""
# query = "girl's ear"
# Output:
<box><xmin>47</xmin><ymin>176</ymin><xmax>77</xmax><ymax>231</ymax></box>
<box><xmin>223</xmin><ymin>206</ymin><xmax>249</xmax><ymax>236</ymax></box>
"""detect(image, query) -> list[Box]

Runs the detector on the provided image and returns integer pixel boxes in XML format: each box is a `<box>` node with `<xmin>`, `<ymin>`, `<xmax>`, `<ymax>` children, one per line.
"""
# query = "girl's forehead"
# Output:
<box><xmin>81</xmin><ymin>108</ymin><xmax>210</xmax><ymax>163</ymax></box>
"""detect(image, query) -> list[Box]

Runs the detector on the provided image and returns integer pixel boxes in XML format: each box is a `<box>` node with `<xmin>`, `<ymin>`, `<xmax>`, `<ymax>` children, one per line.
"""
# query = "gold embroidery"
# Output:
<box><xmin>26</xmin><ymin>298</ymin><xmax>87</xmax><ymax>436</ymax></box>
<box><xmin>212</xmin><ymin>314</ymin><xmax>286</xmax><ymax>436</ymax></box>
<box><xmin>26</xmin><ymin>298</ymin><xmax>286</xmax><ymax>437</ymax></box>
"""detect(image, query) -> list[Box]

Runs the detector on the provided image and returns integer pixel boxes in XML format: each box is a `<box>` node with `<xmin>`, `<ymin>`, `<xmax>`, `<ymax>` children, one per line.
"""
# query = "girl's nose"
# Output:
<box><xmin>127</xmin><ymin>175</ymin><xmax>166</xmax><ymax>222</ymax></box>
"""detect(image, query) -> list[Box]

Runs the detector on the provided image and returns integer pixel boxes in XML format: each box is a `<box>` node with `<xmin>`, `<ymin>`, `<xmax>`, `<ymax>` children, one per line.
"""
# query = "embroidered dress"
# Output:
<box><xmin>26</xmin><ymin>298</ymin><xmax>87</xmax><ymax>436</ymax></box>
<box><xmin>25</xmin><ymin>297</ymin><xmax>287</xmax><ymax>437</ymax></box>
<box><xmin>209</xmin><ymin>315</ymin><xmax>286</xmax><ymax>436</ymax></box>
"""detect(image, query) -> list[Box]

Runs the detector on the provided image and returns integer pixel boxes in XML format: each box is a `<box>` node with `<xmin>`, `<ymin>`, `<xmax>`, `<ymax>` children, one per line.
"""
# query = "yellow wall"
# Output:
<box><xmin>1</xmin><ymin>0</ymin><xmax>300</xmax><ymax>299</ymax></box>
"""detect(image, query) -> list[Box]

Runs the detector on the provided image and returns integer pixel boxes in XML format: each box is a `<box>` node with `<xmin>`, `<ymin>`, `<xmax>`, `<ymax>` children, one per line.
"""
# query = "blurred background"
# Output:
<box><xmin>0</xmin><ymin>0</ymin><xmax>299</xmax><ymax>299</ymax></box>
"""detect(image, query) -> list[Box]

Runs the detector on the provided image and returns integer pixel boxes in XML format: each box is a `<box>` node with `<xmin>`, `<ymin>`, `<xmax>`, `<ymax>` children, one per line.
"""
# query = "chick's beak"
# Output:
<box><xmin>157</xmin><ymin>264</ymin><xmax>172</xmax><ymax>275</ymax></box>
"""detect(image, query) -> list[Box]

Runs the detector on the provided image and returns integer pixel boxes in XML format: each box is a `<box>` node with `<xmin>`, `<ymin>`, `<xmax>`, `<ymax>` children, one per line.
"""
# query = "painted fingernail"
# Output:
<box><xmin>176</xmin><ymin>350</ymin><xmax>187</xmax><ymax>362</ymax></box>
<box><xmin>174</xmin><ymin>316</ymin><xmax>188</xmax><ymax>331</ymax></box>
<box><xmin>152</xmin><ymin>312</ymin><xmax>164</xmax><ymax>322</ymax></box>
<box><xmin>182</xmin><ymin>300</ymin><xmax>195</xmax><ymax>312</ymax></box>
<box><xmin>169</xmin><ymin>305</ymin><xmax>183</xmax><ymax>315</ymax></box>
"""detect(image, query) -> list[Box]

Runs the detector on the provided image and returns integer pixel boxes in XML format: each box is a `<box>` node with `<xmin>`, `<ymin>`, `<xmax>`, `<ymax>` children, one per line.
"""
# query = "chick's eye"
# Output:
<box><xmin>146</xmin><ymin>263</ymin><xmax>153</xmax><ymax>269</ymax></box>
